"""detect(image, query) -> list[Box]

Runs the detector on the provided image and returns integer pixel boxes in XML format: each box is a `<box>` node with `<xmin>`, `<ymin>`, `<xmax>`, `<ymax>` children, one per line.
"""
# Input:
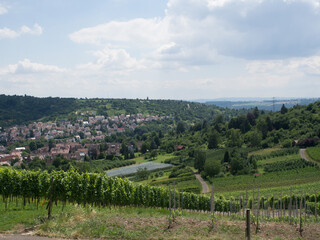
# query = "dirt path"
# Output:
<box><xmin>0</xmin><ymin>234</ymin><xmax>65</xmax><ymax>240</ymax></box>
<box><xmin>300</xmin><ymin>149</ymin><xmax>318</xmax><ymax>165</ymax></box>
<box><xmin>194</xmin><ymin>172</ymin><xmax>209</xmax><ymax>194</ymax></box>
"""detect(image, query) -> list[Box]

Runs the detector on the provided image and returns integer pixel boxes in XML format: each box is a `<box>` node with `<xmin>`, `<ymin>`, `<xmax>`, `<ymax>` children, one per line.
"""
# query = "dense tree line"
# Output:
<box><xmin>0</xmin><ymin>95</ymin><xmax>78</xmax><ymax>126</ymax></box>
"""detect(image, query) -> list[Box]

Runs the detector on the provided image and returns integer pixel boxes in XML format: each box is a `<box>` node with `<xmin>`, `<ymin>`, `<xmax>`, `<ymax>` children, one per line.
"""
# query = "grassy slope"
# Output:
<box><xmin>248</xmin><ymin>147</ymin><xmax>282</xmax><ymax>156</ymax></box>
<box><xmin>256</xmin><ymin>154</ymin><xmax>301</xmax><ymax>166</ymax></box>
<box><xmin>306</xmin><ymin>147</ymin><xmax>320</xmax><ymax>163</ymax></box>
<box><xmin>1</xmin><ymin>202</ymin><xmax>320</xmax><ymax>240</ymax></box>
<box><xmin>211</xmin><ymin>167</ymin><xmax>320</xmax><ymax>198</ymax></box>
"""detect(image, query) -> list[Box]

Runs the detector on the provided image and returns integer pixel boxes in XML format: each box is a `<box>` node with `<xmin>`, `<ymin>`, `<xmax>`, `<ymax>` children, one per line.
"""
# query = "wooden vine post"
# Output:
<box><xmin>168</xmin><ymin>184</ymin><xmax>172</xmax><ymax>228</ymax></box>
<box><xmin>315</xmin><ymin>191</ymin><xmax>317</xmax><ymax>222</ymax></box>
<box><xmin>173</xmin><ymin>181</ymin><xmax>176</xmax><ymax>211</ymax></box>
<box><xmin>252</xmin><ymin>185</ymin><xmax>255</xmax><ymax>216</ymax></box>
<box><xmin>181</xmin><ymin>190</ymin><xmax>183</xmax><ymax>215</ymax></box>
<box><xmin>210</xmin><ymin>184</ymin><xmax>215</xmax><ymax>229</ymax></box>
<box><xmin>272</xmin><ymin>194</ymin><xmax>275</xmax><ymax>219</ymax></box>
<box><xmin>289</xmin><ymin>188</ymin><xmax>292</xmax><ymax>224</ymax></box>
<box><xmin>245</xmin><ymin>209</ymin><xmax>251</xmax><ymax>240</ymax></box>
<box><xmin>280</xmin><ymin>191</ymin><xmax>282</xmax><ymax>221</ymax></box>
<box><xmin>242</xmin><ymin>193</ymin><xmax>245</xmax><ymax>217</ymax></box>
<box><xmin>178</xmin><ymin>187</ymin><xmax>180</xmax><ymax>211</ymax></box>
<box><xmin>256</xmin><ymin>188</ymin><xmax>260</xmax><ymax>233</ymax></box>
<box><xmin>46</xmin><ymin>176</ymin><xmax>54</xmax><ymax>219</ymax></box>
<box><xmin>299</xmin><ymin>191</ymin><xmax>303</xmax><ymax>236</ymax></box>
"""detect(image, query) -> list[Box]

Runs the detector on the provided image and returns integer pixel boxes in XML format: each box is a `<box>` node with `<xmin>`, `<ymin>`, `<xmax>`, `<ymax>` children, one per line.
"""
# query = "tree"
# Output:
<box><xmin>150</xmin><ymin>140</ymin><xmax>157</xmax><ymax>150</ymax></box>
<box><xmin>257</xmin><ymin>118</ymin><xmax>268</xmax><ymax>139</ymax></box>
<box><xmin>10</xmin><ymin>158</ymin><xmax>19</xmax><ymax>166</ymax></box>
<box><xmin>222</xmin><ymin>151</ymin><xmax>230</xmax><ymax>163</ymax></box>
<box><xmin>29</xmin><ymin>141</ymin><xmax>37</xmax><ymax>151</ymax></box>
<box><xmin>245</xmin><ymin>131</ymin><xmax>262</xmax><ymax>147</ymax></box>
<box><xmin>194</xmin><ymin>150</ymin><xmax>206</xmax><ymax>172</ymax></box>
<box><xmin>150</xmin><ymin>150</ymin><xmax>157</xmax><ymax>160</ymax></box>
<box><xmin>230</xmin><ymin>156</ymin><xmax>243</xmax><ymax>175</ymax></box>
<box><xmin>208</xmin><ymin>130</ymin><xmax>220</xmax><ymax>149</ymax></box>
<box><xmin>52</xmin><ymin>156</ymin><xmax>62</xmax><ymax>168</ymax></box>
<box><xmin>140</xmin><ymin>142</ymin><xmax>149</xmax><ymax>154</ymax></box>
<box><xmin>29</xmin><ymin>130</ymin><xmax>34</xmax><ymax>138</ymax></box>
<box><xmin>266</xmin><ymin>116</ymin><xmax>273</xmax><ymax>131</ymax></box>
<box><xmin>204</xmin><ymin>160</ymin><xmax>221</xmax><ymax>178</ymax></box>
<box><xmin>99</xmin><ymin>143</ymin><xmax>108</xmax><ymax>152</ymax></box>
<box><xmin>280</xmin><ymin>104</ymin><xmax>288</xmax><ymax>114</ymax></box>
<box><xmin>28</xmin><ymin>157</ymin><xmax>46</xmax><ymax>170</ymax></box>
<box><xmin>136</xmin><ymin>167</ymin><xmax>150</xmax><ymax>180</ymax></box>
<box><xmin>48</xmin><ymin>139</ymin><xmax>55</xmax><ymax>152</ymax></box>
<box><xmin>98</xmin><ymin>152</ymin><xmax>106</xmax><ymax>159</ymax></box>
<box><xmin>247</xmin><ymin>112</ymin><xmax>256</xmax><ymax>126</ymax></box>
<box><xmin>79</xmin><ymin>132</ymin><xmax>85</xmax><ymax>139</ymax></box>
<box><xmin>88</xmin><ymin>147</ymin><xmax>98</xmax><ymax>160</ymax></box>
<box><xmin>120</xmin><ymin>143</ymin><xmax>129</xmax><ymax>159</ymax></box>
<box><xmin>154</xmin><ymin>136</ymin><xmax>160</xmax><ymax>147</ymax></box>
<box><xmin>158</xmin><ymin>130</ymin><xmax>164</xmax><ymax>138</ymax></box>
<box><xmin>253</xmin><ymin>107</ymin><xmax>259</xmax><ymax>118</ymax></box>
<box><xmin>176</xmin><ymin>121</ymin><xmax>185</xmax><ymax>134</ymax></box>
<box><xmin>228</xmin><ymin>129</ymin><xmax>243</xmax><ymax>147</ymax></box>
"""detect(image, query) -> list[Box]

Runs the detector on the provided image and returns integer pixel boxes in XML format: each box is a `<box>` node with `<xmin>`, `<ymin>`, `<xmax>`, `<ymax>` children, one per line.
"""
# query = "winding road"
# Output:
<box><xmin>194</xmin><ymin>172</ymin><xmax>209</xmax><ymax>194</ymax></box>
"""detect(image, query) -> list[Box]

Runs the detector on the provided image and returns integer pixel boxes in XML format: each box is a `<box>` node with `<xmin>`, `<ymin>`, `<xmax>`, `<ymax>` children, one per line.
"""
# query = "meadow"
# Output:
<box><xmin>307</xmin><ymin>147</ymin><xmax>320</xmax><ymax>163</ymax></box>
<box><xmin>209</xmin><ymin>167</ymin><xmax>320</xmax><ymax>198</ymax></box>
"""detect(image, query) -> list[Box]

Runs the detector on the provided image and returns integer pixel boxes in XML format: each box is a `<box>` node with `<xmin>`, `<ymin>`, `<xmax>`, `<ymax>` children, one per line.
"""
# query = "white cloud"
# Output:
<box><xmin>20</xmin><ymin>24</ymin><xmax>42</xmax><ymax>35</ymax></box>
<box><xmin>69</xmin><ymin>18</ymin><xmax>169</xmax><ymax>48</ymax></box>
<box><xmin>0</xmin><ymin>27</ymin><xmax>19</xmax><ymax>39</ymax></box>
<box><xmin>0</xmin><ymin>24</ymin><xmax>43</xmax><ymax>39</ymax></box>
<box><xmin>246</xmin><ymin>56</ymin><xmax>320</xmax><ymax>75</ymax></box>
<box><xmin>0</xmin><ymin>59</ymin><xmax>66</xmax><ymax>75</ymax></box>
<box><xmin>0</xmin><ymin>4</ymin><xmax>8</xmax><ymax>15</ymax></box>
<box><xmin>70</xmin><ymin>0</ymin><xmax>320</xmax><ymax>65</ymax></box>
<box><xmin>77</xmin><ymin>47</ymin><xmax>146</xmax><ymax>74</ymax></box>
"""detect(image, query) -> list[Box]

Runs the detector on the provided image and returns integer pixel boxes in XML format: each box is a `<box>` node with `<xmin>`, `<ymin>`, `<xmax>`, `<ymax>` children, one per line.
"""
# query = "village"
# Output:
<box><xmin>0</xmin><ymin>113</ymin><xmax>171</xmax><ymax>166</ymax></box>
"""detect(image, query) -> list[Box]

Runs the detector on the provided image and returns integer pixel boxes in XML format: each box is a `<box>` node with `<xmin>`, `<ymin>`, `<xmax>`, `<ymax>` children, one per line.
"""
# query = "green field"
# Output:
<box><xmin>256</xmin><ymin>154</ymin><xmax>300</xmax><ymax>167</ymax></box>
<box><xmin>307</xmin><ymin>147</ymin><xmax>320</xmax><ymax>162</ymax></box>
<box><xmin>132</xmin><ymin>153</ymin><xmax>174</xmax><ymax>164</ymax></box>
<box><xmin>210</xmin><ymin>167</ymin><xmax>320</xmax><ymax>197</ymax></box>
<box><xmin>136</xmin><ymin>168</ymin><xmax>201</xmax><ymax>193</ymax></box>
<box><xmin>248</xmin><ymin>147</ymin><xmax>281</xmax><ymax>156</ymax></box>
<box><xmin>256</xmin><ymin>153</ymin><xmax>302</xmax><ymax>173</ymax></box>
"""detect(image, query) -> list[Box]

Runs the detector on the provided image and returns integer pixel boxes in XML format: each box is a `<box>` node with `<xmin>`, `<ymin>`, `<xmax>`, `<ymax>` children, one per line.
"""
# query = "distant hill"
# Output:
<box><xmin>205</xmin><ymin>98</ymin><xmax>320</xmax><ymax>111</ymax></box>
<box><xmin>0</xmin><ymin>95</ymin><xmax>238</xmax><ymax>127</ymax></box>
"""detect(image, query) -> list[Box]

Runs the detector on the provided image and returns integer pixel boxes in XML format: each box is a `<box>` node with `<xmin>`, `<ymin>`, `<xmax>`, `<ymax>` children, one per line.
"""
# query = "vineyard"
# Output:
<box><xmin>256</xmin><ymin>153</ymin><xmax>301</xmax><ymax>167</ymax></box>
<box><xmin>1</xmin><ymin>168</ymin><xmax>320</xmax><ymax>216</ymax></box>
<box><xmin>263</xmin><ymin>158</ymin><xmax>316</xmax><ymax>173</ymax></box>
<box><xmin>251</xmin><ymin>148</ymin><xmax>299</xmax><ymax>161</ymax></box>
<box><xmin>209</xmin><ymin>167</ymin><xmax>320</xmax><ymax>194</ymax></box>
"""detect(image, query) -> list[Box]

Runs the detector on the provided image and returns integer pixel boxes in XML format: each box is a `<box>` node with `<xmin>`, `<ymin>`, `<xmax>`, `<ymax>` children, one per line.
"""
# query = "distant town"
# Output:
<box><xmin>0</xmin><ymin>113</ymin><xmax>172</xmax><ymax>166</ymax></box>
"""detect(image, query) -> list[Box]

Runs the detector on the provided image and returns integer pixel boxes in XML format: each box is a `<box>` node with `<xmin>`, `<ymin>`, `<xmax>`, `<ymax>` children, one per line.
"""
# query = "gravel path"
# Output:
<box><xmin>0</xmin><ymin>234</ymin><xmax>65</xmax><ymax>240</ymax></box>
<box><xmin>194</xmin><ymin>172</ymin><xmax>209</xmax><ymax>194</ymax></box>
<box><xmin>300</xmin><ymin>149</ymin><xmax>309</xmax><ymax>161</ymax></box>
<box><xmin>299</xmin><ymin>148</ymin><xmax>319</xmax><ymax>165</ymax></box>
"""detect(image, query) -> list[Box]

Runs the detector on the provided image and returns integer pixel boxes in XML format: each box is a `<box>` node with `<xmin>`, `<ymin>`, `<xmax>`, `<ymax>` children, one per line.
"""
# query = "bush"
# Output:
<box><xmin>216</xmin><ymin>172</ymin><xmax>225</xmax><ymax>178</ymax></box>
<box><xmin>203</xmin><ymin>160</ymin><xmax>221</xmax><ymax>178</ymax></box>
<box><xmin>282</xmin><ymin>139</ymin><xmax>292</xmax><ymax>148</ymax></box>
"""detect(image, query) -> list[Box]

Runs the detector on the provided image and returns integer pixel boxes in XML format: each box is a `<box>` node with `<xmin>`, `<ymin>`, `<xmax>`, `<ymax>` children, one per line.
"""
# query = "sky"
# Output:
<box><xmin>1</xmin><ymin>0</ymin><xmax>320</xmax><ymax>100</ymax></box>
